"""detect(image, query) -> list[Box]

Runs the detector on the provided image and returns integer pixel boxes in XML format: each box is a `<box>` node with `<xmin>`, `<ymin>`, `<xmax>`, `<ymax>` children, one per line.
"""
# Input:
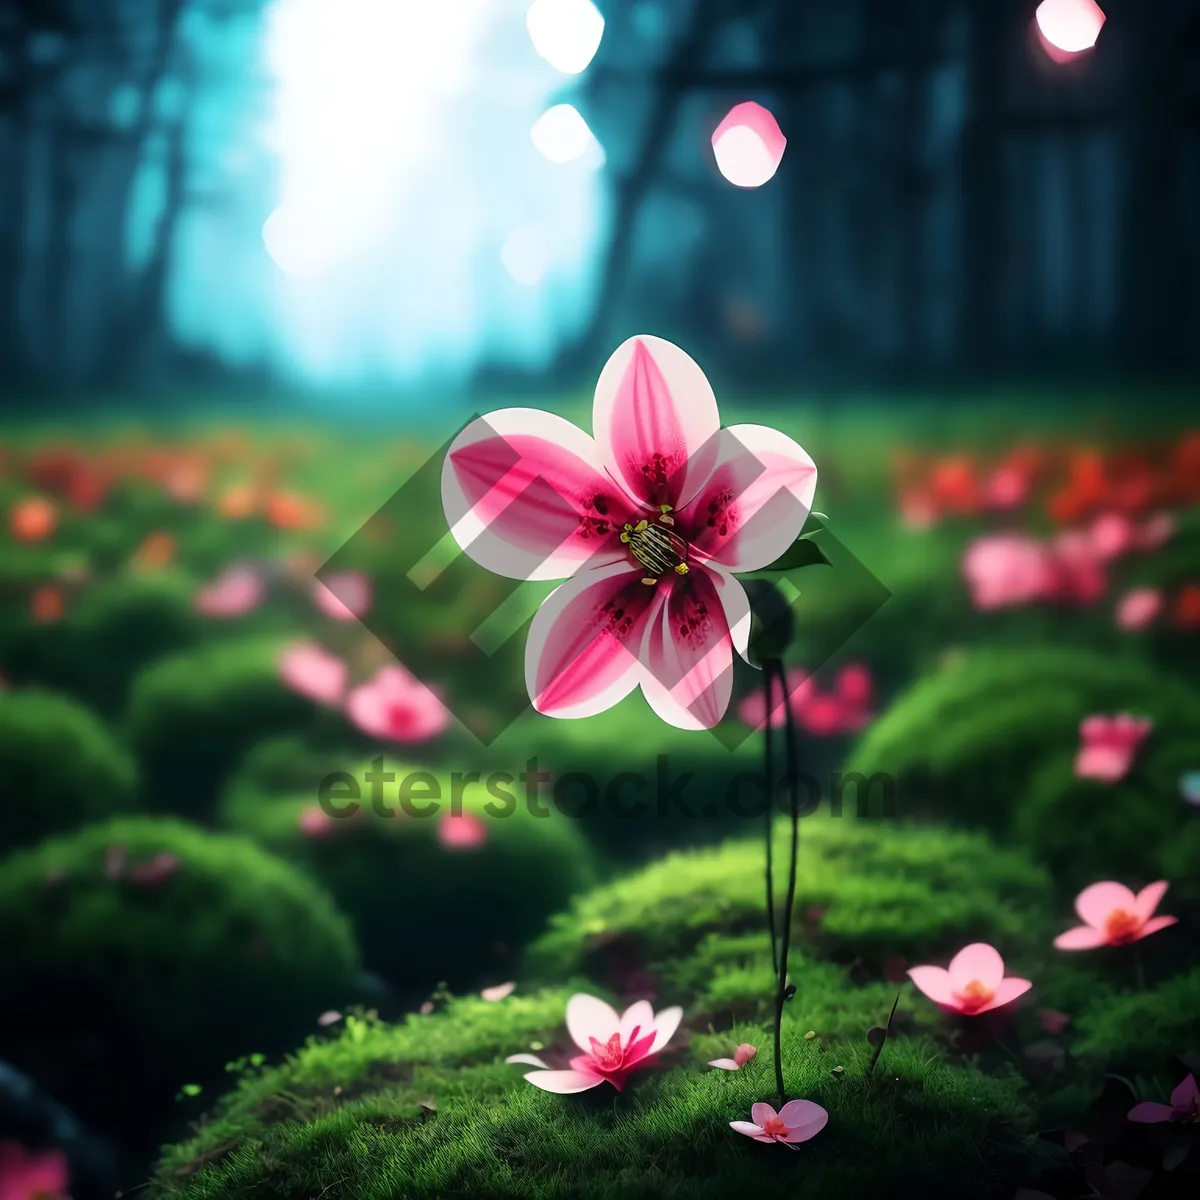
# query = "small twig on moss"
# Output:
<box><xmin>761</xmin><ymin>658</ymin><xmax>780</xmax><ymax>979</ymax></box>
<box><xmin>865</xmin><ymin>992</ymin><xmax>901</xmax><ymax>1079</ymax></box>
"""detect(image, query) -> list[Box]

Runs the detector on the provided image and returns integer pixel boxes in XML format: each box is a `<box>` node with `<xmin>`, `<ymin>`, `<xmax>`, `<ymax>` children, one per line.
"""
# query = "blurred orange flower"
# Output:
<box><xmin>30</xmin><ymin>585</ymin><xmax>64</xmax><ymax>623</ymax></box>
<box><xmin>928</xmin><ymin>456</ymin><xmax>982</xmax><ymax>515</ymax></box>
<box><xmin>217</xmin><ymin>483</ymin><xmax>258</xmax><ymax>520</ymax></box>
<box><xmin>134</xmin><ymin>531</ymin><xmax>176</xmax><ymax>571</ymax></box>
<box><xmin>266</xmin><ymin>490</ymin><xmax>324</xmax><ymax>530</ymax></box>
<box><xmin>8</xmin><ymin>496</ymin><xmax>58</xmax><ymax>542</ymax></box>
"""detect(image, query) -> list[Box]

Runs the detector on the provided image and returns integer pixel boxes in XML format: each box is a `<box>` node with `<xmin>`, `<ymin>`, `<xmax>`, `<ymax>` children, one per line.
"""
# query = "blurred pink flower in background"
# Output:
<box><xmin>517</xmin><ymin>993</ymin><xmax>682</xmax><ymax>1093</ymax></box>
<box><xmin>127</xmin><ymin>853</ymin><xmax>179</xmax><ymax>888</ymax></box>
<box><xmin>345</xmin><ymin>665</ymin><xmax>449</xmax><ymax>743</ymax></box>
<box><xmin>907</xmin><ymin>942</ymin><xmax>1032</xmax><ymax>1015</ymax></box>
<box><xmin>739</xmin><ymin>663</ymin><xmax>874</xmax><ymax>735</ymax></box>
<box><xmin>898</xmin><ymin>487</ymin><xmax>938</xmax><ymax>529</ymax></box>
<box><xmin>1046</xmin><ymin>530</ymin><xmax>1107</xmax><ymax>605</ymax></box>
<box><xmin>1136</xmin><ymin>511</ymin><xmax>1175</xmax><ymax>551</ymax></box>
<box><xmin>1074</xmin><ymin>714</ymin><xmax>1152</xmax><ymax>782</ymax></box>
<box><xmin>193</xmin><ymin>566</ymin><xmax>265</xmax><ymax>618</ymax></box>
<box><xmin>1115</xmin><ymin>588</ymin><xmax>1163</xmax><ymax>631</ymax></box>
<box><xmin>313</xmin><ymin>571</ymin><xmax>372</xmax><ymax>622</ymax></box>
<box><xmin>279</xmin><ymin>642</ymin><xmax>347</xmax><ymax>707</ymax></box>
<box><xmin>316</xmin><ymin>1010</ymin><xmax>342</xmax><ymax>1027</ymax></box>
<box><xmin>481</xmin><ymin>981</ymin><xmax>517</xmax><ymax>1002</ymax></box>
<box><xmin>1128</xmin><ymin>1073</ymin><xmax>1199</xmax><ymax>1124</ymax></box>
<box><xmin>298</xmin><ymin>806</ymin><xmax>336</xmax><ymax>841</ymax></box>
<box><xmin>1054</xmin><ymin>880</ymin><xmax>1177</xmax><ymax>949</ymax></box>
<box><xmin>984</xmin><ymin>462</ymin><xmax>1032</xmax><ymax>511</ymax></box>
<box><xmin>1035</xmin><ymin>0</ymin><xmax>1107</xmax><ymax>64</ymax></box>
<box><xmin>962</xmin><ymin>533</ymin><xmax>1055</xmax><ymax>610</ymax></box>
<box><xmin>0</xmin><ymin>1141</ymin><xmax>70</xmax><ymax>1200</ymax></box>
<box><xmin>437</xmin><ymin>812</ymin><xmax>488</xmax><ymax>850</ymax></box>
<box><xmin>730</xmin><ymin>1099</ymin><xmax>828</xmax><ymax>1144</ymax></box>
<box><xmin>1088</xmin><ymin>511</ymin><xmax>1135</xmax><ymax>561</ymax></box>
<box><xmin>708</xmin><ymin>1042</ymin><xmax>757</xmax><ymax>1071</ymax></box>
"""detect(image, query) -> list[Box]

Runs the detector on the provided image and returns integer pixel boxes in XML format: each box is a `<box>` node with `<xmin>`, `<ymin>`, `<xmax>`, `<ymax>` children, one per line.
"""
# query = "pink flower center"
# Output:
<box><xmin>1104</xmin><ymin>908</ymin><xmax>1142</xmax><ymax>943</ymax></box>
<box><xmin>588</xmin><ymin>1030</ymin><xmax>630</xmax><ymax>1072</ymax></box>
<box><xmin>761</xmin><ymin>1115</ymin><xmax>789</xmax><ymax>1137</ymax></box>
<box><xmin>955</xmin><ymin>979</ymin><xmax>994</xmax><ymax>1011</ymax></box>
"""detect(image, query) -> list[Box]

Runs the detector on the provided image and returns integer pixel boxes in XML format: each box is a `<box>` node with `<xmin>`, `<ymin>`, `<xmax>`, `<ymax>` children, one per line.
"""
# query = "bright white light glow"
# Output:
<box><xmin>711</xmin><ymin>101</ymin><xmax>787</xmax><ymax>188</ymax></box>
<box><xmin>1035</xmin><ymin>0</ymin><xmax>1106</xmax><ymax>59</ymax></box>
<box><xmin>530</xmin><ymin>103</ymin><xmax>597</xmax><ymax>164</ymax></box>
<box><xmin>526</xmin><ymin>0</ymin><xmax>604</xmax><ymax>74</ymax></box>
<box><xmin>262</xmin><ymin>205</ymin><xmax>348</xmax><ymax>278</ymax></box>
<box><xmin>501</xmin><ymin>226</ymin><xmax>548</xmax><ymax>286</ymax></box>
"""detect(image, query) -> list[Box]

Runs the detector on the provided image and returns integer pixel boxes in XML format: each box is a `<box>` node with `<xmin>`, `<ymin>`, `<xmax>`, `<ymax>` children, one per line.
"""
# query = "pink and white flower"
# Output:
<box><xmin>279</xmin><ymin>642</ymin><xmax>348</xmax><ymax>707</ymax></box>
<box><xmin>708</xmin><ymin>1042</ymin><xmax>757</xmax><ymax>1071</ymax></box>
<box><xmin>1128</xmin><ymin>1073</ymin><xmax>1199</xmax><ymax>1124</ymax></box>
<box><xmin>346</xmin><ymin>664</ymin><xmax>449</xmax><ymax>743</ymax></box>
<box><xmin>962</xmin><ymin>533</ymin><xmax>1056</xmax><ymax>610</ymax></box>
<box><xmin>441</xmin><ymin>336</ymin><xmax>817</xmax><ymax>730</ymax></box>
<box><xmin>193</xmin><ymin>565</ymin><xmax>265</xmax><ymax>618</ymax></box>
<box><xmin>514</xmin><ymin>993</ymin><xmax>683</xmax><ymax>1093</ymax></box>
<box><xmin>1054</xmin><ymin>880</ymin><xmax>1177</xmax><ymax>950</ymax></box>
<box><xmin>1115</xmin><ymin>588</ymin><xmax>1163</xmax><ymax>631</ymax></box>
<box><xmin>1074</xmin><ymin>714</ymin><xmax>1152</xmax><ymax>783</ymax></box>
<box><xmin>907</xmin><ymin>942</ymin><xmax>1032</xmax><ymax>1016</ymax></box>
<box><xmin>730</xmin><ymin>1099</ymin><xmax>828</xmax><ymax>1144</ymax></box>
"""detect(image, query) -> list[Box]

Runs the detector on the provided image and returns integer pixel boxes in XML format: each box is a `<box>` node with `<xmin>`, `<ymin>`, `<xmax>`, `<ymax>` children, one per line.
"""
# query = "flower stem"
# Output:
<box><xmin>1134</xmin><ymin>943</ymin><xmax>1146</xmax><ymax>992</ymax></box>
<box><xmin>773</xmin><ymin>658</ymin><xmax>801</xmax><ymax>1105</ymax></box>
<box><xmin>762</xmin><ymin>659</ymin><xmax>779</xmax><ymax>980</ymax></box>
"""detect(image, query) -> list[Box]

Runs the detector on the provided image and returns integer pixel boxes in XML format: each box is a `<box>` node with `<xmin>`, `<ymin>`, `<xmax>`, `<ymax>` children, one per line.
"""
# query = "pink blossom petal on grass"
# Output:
<box><xmin>524</xmin><ymin>1069</ymin><xmax>602</xmax><ymax>1094</ymax></box>
<box><xmin>591</xmin><ymin>336</ymin><xmax>721</xmax><ymax>512</ymax></box>
<box><xmin>974</xmin><ymin>977</ymin><xmax>1033</xmax><ymax>1014</ymax></box>
<box><xmin>317</xmin><ymin>1010</ymin><xmax>342</xmax><ymax>1027</ymax></box>
<box><xmin>729</xmin><ymin>1120</ymin><xmax>772</xmax><ymax>1142</ymax></box>
<box><xmin>525</xmin><ymin>560</ymin><xmax>660</xmax><ymax>719</ymax></box>
<box><xmin>750</xmin><ymin>1102</ymin><xmax>778</xmax><ymax>1128</ymax></box>
<box><xmin>648</xmin><ymin>1005</ymin><xmax>683</xmax><ymax>1053</ymax></box>
<box><xmin>565</xmin><ymin>994</ymin><xmax>621</xmax><ymax>1053</ymax></box>
<box><xmin>505</xmin><ymin>1053</ymin><xmax>551</xmax><ymax>1069</ymax></box>
<box><xmin>679</xmin><ymin>424</ymin><xmax>817</xmax><ymax>572</ymax></box>
<box><xmin>1127</xmin><ymin>1101</ymin><xmax>1176</xmax><ymax>1124</ymax></box>
<box><xmin>947</xmin><ymin>943</ymin><xmax>1005</xmax><ymax>994</ymax></box>
<box><xmin>1131</xmin><ymin>915</ymin><xmax>1177</xmax><ymax>942</ymax></box>
<box><xmin>442</xmin><ymin>408</ymin><xmax>633</xmax><ymax>582</ymax></box>
<box><xmin>1074</xmin><ymin>881</ymin><xmax>1137</xmax><ymax>927</ymax></box>
<box><xmin>708</xmin><ymin>1058</ymin><xmax>741</xmax><ymax>1071</ymax></box>
<box><xmin>734</xmin><ymin>1043</ymin><xmax>756</xmax><ymax>1067</ymax></box>
<box><xmin>1134</xmin><ymin>880</ymin><xmax>1169</xmax><ymax>920</ymax></box>
<box><xmin>1053</xmin><ymin>924</ymin><xmax>1109</xmax><ymax>950</ymax></box>
<box><xmin>779</xmin><ymin>1099</ymin><xmax>829</xmax><ymax>1141</ymax></box>
<box><xmin>906</xmin><ymin>966</ymin><xmax>956</xmax><ymax>1005</ymax></box>
<box><xmin>481</xmin><ymin>981</ymin><xmax>516</xmax><ymax>1002</ymax></box>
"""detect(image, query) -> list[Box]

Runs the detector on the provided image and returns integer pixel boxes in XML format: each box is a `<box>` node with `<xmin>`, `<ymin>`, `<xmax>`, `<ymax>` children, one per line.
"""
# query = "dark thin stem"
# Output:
<box><xmin>773</xmin><ymin>659</ymin><xmax>802</xmax><ymax>1105</ymax></box>
<box><xmin>762</xmin><ymin>659</ymin><xmax>779</xmax><ymax>980</ymax></box>
<box><xmin>1134</xmin><ymin>944</ymin><xmax>1146</xmax><ymax>992</ymax></box>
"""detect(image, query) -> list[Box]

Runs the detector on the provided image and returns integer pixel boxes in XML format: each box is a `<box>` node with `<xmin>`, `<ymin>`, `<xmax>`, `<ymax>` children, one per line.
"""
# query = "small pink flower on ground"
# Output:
<box><xmin>1074</xmin><ymin>714</ymin><xmax>1152</xmax><ymax>782</ymax></box>
<box><xmin>438</xmin><ymin>812</ymin><xmax>488</xmax><ymax>850</ymax></box>
<box><xmin>1128</xmin><ymin>1073</ymin><xmax>1199</xmax><ymax>1124</ymax></box>
<box><xmin>481</xmin><ymin>981</ymin><xmax>517</xmax><ymax>1002</ymax></box>
<box><xmin>730</xmin><ymin>1099</ymin><xmax>828</xmax><ymax>1144</ymax></box>
<box><xmin>1136</xmin><ymin>511</ymin><xmax>1175</xmax><ymax>551</ymax></box>
<box><xmin>906</xmin><ymin>943</ymin><xmax>1032</xmax><ymax>1015</ymax></box>
<box><xmin>1054</xmin><ymin>880</ymin><xmax>1177</xmax><ymax>949</ymax></box>
<box><xmin>279</xmin><ymin>642</ymin><xmax>347</xmax><ymax>707</ymax></box>
<box><xmin>313</xmin><ymin>572</ymin><xmax>372</xmax><ymax>622</ymax></box>
<box><xmin>1089</xmin><ymin>512</ymin><xmax>1135</xmax><ymax>561</ymax></box>
<box><xmin>1115</xmin><ymin>588</ymin><xmax>1163</xmax><ymax>631</ymax></box>
<box><xmin>298</xmin><ymin>806</ymin><xmax>336</xmax><ymax>840</ymax></box>
<box><xmin>0</xmin><ymin>1141</ymin><xmax>70</xmax><ymax>1200</ymax></box>
<box><xmin>345</xmin><ymin>665</ymin><xmax>449</xmax><ymax>744</ymax></box>
<box><xmin>418</xmin><ymin>1001</ymin><xmax>435</xmax><ymax>1015</ymax></box>
<box><xmin>128</xmin><ymin>853</ymin><xmax>179</xmax><ymax>888</ymax></box>
<box><xmin>708</xmin><ymin>1042</ymin><xmax>757</xmax><ymax>1070</ymax></box>
<box><xmin>522</xmin><ymin>993</ymin><xmax>683</xmax><ymax>1093</ymax></box>
<box><xmin>194</xmin><ymin>566</ymin><xmax>265</xmax><ymax>618</ymax></box>
<box><xmin>317</xmin><ymin>1010</ymin><xmax>342</xmax><ymax>1027</ymax></box>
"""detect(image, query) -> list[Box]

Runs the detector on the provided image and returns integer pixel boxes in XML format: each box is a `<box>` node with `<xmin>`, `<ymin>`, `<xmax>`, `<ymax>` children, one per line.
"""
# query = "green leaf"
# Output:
<box><xmin>758</xmin><ymin>532</ymin><xmax>831</xmax><ymax>573</ymax></box>
<box><xmin>176</xmin><ymin>1083</ymin><xmax>202</xmax><ymax>1099</ymax></box>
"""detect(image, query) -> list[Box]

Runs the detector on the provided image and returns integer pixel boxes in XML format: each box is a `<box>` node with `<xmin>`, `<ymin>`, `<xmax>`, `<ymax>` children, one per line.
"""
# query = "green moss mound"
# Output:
<box><xmin>844</xmin><ymin>645</ymin><xmax>1200</xmax><ymax>833</ymax></box>
<box><xmin>0</xmin><ymin>816</ymin><xmax>360</xmax><ymax>1143</ymax></box>
<box><xmin>126</xmin><ymin>637</ymin><xmax>315</xmax><ymax>816</ymax></box>
<box><xmin>1072</xmin><ymin>967</ymin><xmax>1200</xmax><ymax>1070</ymax></box>
<box><xmin>220</xmin><ymin>756</ymin><xmax>598</xmax><ymax>990</ymax></box>
<box><xmin>144</xmin><ymin>992</ymin><xmax>1033</xmax><ymax>1200</ymax></box>
<box><xmin>0</xmin><ymin>688</ymin><xmax>138</xmax><ymax>852</ymax></box>
<box><xmin>524</xmin><ymin>818</ymin><xmax>1050</xmax><ymax>985</ymax></box>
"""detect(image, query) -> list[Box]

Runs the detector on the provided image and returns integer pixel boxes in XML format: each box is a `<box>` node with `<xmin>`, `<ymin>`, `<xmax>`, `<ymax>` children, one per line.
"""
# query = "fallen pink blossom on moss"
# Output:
<box><xmin>907</xmin><ymin>942</ymin><xmax>1032</xmax><ymax>1015</ymax></box>
<box><xmin>1128</xmin><ymin>1073</ymin><xmax>1199</xmax><ymax>1124</ymax></box>
<box><xmin>481</xmin><ymin>981</ymin><xmax>517</xmax><ymax>1002</ymax></box>
<box><xmin>708</xmin><ymin>1042</ymin><xmax>756</xmax><ymax>1071</ymax></box>
<box><xmin>1074</xmin><ymin>714</ymin><xmax>1152</xmax><ymax>782</ymax></box>
<box><xmin>730</xmin><ymin>1099</ymin><xmax>828</xmax><ymax>1144</ymax></box>
<box><xmin>1054</xmin><ymin>880</ymin><xmax>1177</xmax><ymax>949</ymax></box>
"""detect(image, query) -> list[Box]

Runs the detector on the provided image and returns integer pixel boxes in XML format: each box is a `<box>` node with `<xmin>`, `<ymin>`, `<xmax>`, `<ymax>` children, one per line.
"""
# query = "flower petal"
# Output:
<box><xmin>1127</xmin><ymin>1101</ymin><xmax>1176</xmax><ymax>1124</ymax></box>
<box><xmin>708</xmin><ymin>1058</ymin><xmax>741</xmax><ymax>1070</ymax></box>
<box><xmin>649</xmin><ymin>1005</ymin><xmax>683</xmax><ymax>1053</ymax></box>
<box><xmin>505</xmin><ymin>1053</ymin><xmax>551</xmax><ymax>1069</ymax></box>
<box><xmin>729</xmin><ymin>1121</ymin><xmax>769</xmax><ymax>1140</ymax></box>
<box><xmin>974</xmin><ymin>977</ymin><xmax>1032</xmax><ymax>1014</ymax></box>
<box><xmin>524</xmin><ymin>1069</ymin><xmax>602</xmax><ymax>1094</ymax></box>
<box><xmin>906</xmin><ymin>966</ymin><xmax>955</xmax><ymax>1005</ymax></box>
<box><xmin>526</xmin><ymin>561</ymin><xmax>661</xmax><ymax>719</ymax></box>
<box><xmin>679</xmin><ymin>424</ymin><xmax>817</xmax><ymax>571</ymax></box>
<box><xmin>750</xmin><ymin>1102</ymin><xmax>778</xmax><ymax>1128</ymax></box>
<box><xmin>1170</xmin><ymin>1074</ymin><xmax>1198</xmax><ymax>1111</ymax></box>
<box><xmin>619</xmin><ymin>1000</ymin><xmax>655</xmax><ymax>1043</ymax></box>
<box><xmin>592</xmin><ymin>335</ymin><xmax>722</xmax><ymax>511</ymax></box>
<box><xmin>779</xmin><ymin>1099</ymin><xmax>829</xmax><ymax>1142</ymax></box>
<box><xmin>442</xmin><ymin>408</ymin><xmax>633</xmax><ymax>581</ymax></box>
<box><xmin>947</xmin><ymin>943</ymin><xmax>1005</xmax><ymax>994</ymax></box>
<box><xmin>1053</xmin><ymin>924</ymin><xmax>1108</xmax><ymax>950</ymax></box>
<box><xmin>639</xmin><ymin>567</ymin><xmax>736</xmax><ymax>730</ymax></box>
<box><xmin>1074</xmin><ymin>881</ymin><xmax>1137</xmax><ymax>928</ymax></box>
<box><xmin>1131</xmin><ymin>914</ymin><xmax>1177</xmax><ymax>942</ymax></box>
<box><xmin>565</xmin><ymin>994</ymin><xmax>621</xmax><ymax>1053</ymax></box>
<box><xmin>1134</xmin><ymin>880</ymin><xmax>1169</xmax><ymax>921</ymax></box>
